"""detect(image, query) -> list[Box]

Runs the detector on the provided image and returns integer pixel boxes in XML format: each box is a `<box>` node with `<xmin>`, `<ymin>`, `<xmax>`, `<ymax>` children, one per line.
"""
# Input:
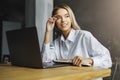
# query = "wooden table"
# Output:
<box><xmin>0</xmin><ymin>64</ymin><xmax>111</xmax><ymax>80</ymax></box>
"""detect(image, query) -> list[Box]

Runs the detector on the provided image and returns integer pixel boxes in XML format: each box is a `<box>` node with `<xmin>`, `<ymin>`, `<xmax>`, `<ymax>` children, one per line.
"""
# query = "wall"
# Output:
<box><xmin>1</xmin><ymin>21</ymin><xmax>21</xmax><ymax>61</ymax></box>
<box><xmin>0</xmin><ymin>0</ymin><xmax>53</xmax><ymax>62</ymax></box>
<box><xmin>25</xmin><ymin>0</ymin><xmax>53</xmax><ymax>50</ymax></box>
<box><xmin>35</xmin><ymin>0</ymin><xmax>53</xmax><ymax>50</ymax></box>
<box><xmin>0</xmin><ymin>20</ymin><xmax>2</xmax><ymax>61</ymax></box>
<box><xmin>25</xmin><ymin>0</ymin><xmax>35</xmax><ymax>27</ymax></box>
<box><xmin>54</xmin><ymin>0</ymin><xmax>120</xmax><ymax>61</ymax></box>
<box><xmin>0</xmin><ymin>0</ymin><xmax>25</xmax><ymax>62</ymax></box>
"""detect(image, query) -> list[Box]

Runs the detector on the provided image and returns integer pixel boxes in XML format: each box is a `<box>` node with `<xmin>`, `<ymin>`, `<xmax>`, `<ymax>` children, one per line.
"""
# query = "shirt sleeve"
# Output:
<box><xmin>42</xmin><ymin>42</ymin><xmax>56</xmax><ymax>62</ymax></box>
<box><xmin>85</xmin><ymin>32</ymin><xmax>112</xmax><ymax>68</ymax></box>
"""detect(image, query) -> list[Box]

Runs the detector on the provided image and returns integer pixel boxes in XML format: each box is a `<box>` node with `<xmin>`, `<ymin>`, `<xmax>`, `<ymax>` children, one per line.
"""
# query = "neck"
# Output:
<box><xmin>62</xmin><ymin>28</ymin><xmax>72</xmax><ymax>39</ymax></box>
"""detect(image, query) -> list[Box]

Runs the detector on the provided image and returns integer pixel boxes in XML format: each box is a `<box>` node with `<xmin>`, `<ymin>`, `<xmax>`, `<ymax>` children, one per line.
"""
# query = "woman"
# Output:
<box><xmin>42</xmin><ymin>4</ymin><xmax>112</xmax><ymax>69</ymax></box>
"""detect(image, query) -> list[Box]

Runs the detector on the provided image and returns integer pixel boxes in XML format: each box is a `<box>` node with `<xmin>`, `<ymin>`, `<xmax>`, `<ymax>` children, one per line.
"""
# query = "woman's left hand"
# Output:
<box><xmin>72</xmin><ymin>56</ymin><xmax>93</xmax><ymax>66</ymax></box>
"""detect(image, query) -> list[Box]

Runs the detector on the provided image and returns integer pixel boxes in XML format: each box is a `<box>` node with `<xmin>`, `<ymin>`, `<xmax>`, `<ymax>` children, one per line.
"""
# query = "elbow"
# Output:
<box><xmin>103</xmin><ymin>59</ymin><xmax>112</xmax><ymax>68</ymax></box>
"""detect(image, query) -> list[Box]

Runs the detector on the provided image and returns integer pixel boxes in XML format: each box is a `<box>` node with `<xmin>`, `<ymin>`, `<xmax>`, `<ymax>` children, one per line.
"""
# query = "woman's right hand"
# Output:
<box><xmin>46</xmin><ymin>17</ymin><xmax>57</xmax><ymax>32</ymax></box>
<box><xmin>44</xmin><ymin>17</ymin><xmax>57</xmax><ymax>44</ymax></box>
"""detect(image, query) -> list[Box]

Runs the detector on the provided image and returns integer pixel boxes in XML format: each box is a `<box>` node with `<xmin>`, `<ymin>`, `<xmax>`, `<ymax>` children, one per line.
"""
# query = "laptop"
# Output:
<box><xmin>6</xmin><ymin>27</ymin><xmax>72</xmax><ymax>68</ymax></box>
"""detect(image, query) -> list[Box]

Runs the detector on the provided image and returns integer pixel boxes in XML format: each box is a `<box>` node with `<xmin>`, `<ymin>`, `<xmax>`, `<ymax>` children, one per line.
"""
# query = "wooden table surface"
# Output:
<box><xmin>0</xmin><ymin>64</ymin><xmax>111</xmax><ymax>80</ymax></box>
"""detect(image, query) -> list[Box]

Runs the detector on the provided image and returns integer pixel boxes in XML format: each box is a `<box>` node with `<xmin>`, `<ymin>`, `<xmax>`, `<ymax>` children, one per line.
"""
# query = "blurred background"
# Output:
<box><xmin>1</xmin><ymin>0</ymin><xmax>120</xmax><ymax>79</ymax></box>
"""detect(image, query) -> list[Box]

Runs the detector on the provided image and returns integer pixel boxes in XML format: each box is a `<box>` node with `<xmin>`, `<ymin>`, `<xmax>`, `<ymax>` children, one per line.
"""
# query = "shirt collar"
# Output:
<box><xmin>60</xmin><ymin>29</ymin><xmax>76</xmax><ymax>42</ymax></box>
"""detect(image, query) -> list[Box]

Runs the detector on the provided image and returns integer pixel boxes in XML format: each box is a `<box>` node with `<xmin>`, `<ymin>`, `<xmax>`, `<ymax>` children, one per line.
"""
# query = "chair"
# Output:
<box><xmin>104</xmin><ymin>58</ymin><xmax>120</xmax><ymax>80</ymax></box>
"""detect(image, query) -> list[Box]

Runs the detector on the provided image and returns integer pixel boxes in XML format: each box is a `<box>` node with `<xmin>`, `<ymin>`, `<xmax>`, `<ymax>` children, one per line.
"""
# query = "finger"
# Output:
<box><xmin>74</xmin><ymin>57</ymin><xmax>80</xmax><ymax>65</ymax></box>
<box><xmin>72</xmin><ymin>56</ymin><xmax>77</xmax><ymax>65</ymax></box>
<box><xmin>72</xmin><ymin>56</ymin><xmax>79</xmax><ymax>65</ymax></box>
<box><xmin>76</xmin><ymin>59</ymin><xmax>81</xmax><ymax>66</ymax></box>
<box><xmin>49</xmin><ymin>17</ymin><xmax>55</xmax><ymax>21</ymax></box>
<box><xmin>49</xmin><ymin>17</ymin><xmax>57</xmax><ymax>22</ymax></box>
<box><xmin>48</xmin><ymin>18</ymin><xmax>54</xmax><ymax>23</ymax></box>
<box><xmin>53</xmin><ymin>17</ymin><xmax>57</xmax><ymax>21</ymax></box>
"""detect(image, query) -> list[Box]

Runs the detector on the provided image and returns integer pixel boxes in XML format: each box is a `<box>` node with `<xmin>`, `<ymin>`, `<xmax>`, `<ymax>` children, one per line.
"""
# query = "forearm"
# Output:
<box><xmin>44</xmin><ymin>31</ymin><xmax>51</xmax><ymax>44</ymax></box>
<box><xmin>42</xmin><ymin>42</ymin><xmax>55</xmax><ymax>62</ymax></box>
<box><xmin>44</xmin><ymin>16</ymin><xmax>57</xmax><ymax>44</ymax></box>
<box><xmin>91</xmin><ymin>55</ymin><xmax>112</xmax><ymax>68</ymax></box>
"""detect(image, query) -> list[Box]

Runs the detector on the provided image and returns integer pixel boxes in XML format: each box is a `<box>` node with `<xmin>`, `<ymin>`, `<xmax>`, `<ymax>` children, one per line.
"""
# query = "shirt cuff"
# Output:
<box><xmin>43</xmin><ymin>43</ymin><xmax>50</xmax><ymax>52</ymax></box>
<box><xmin>91</xmin><ymin>57</ymin><xmax>101</xmax><ymax>67</ymax></box>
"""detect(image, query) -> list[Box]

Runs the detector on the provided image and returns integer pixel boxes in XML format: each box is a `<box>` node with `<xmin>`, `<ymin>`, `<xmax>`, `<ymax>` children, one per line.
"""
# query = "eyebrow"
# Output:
<box><xmin>54</xmin><ymin>13</ymin><xmax>69</xmax><ymax>17</ymax></box>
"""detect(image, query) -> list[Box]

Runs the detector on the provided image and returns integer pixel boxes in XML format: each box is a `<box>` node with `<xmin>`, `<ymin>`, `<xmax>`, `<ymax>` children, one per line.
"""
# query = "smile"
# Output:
<box><xmin>61</xmin><ymin>23</ymin><xmax>68</xmax><ymax>27</ymax></box>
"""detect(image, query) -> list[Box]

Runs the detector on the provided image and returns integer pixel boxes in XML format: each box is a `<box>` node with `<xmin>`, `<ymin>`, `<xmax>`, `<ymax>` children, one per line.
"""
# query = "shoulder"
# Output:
<box><xmin>76</xmin><ymin>29</ymin><xmax>93</xmax><ymax>38</ymax></box>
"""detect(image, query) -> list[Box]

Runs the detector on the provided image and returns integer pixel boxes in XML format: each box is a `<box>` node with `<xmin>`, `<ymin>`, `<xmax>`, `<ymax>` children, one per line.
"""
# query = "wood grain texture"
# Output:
<box><xmin>0</xmin><ymin>64</ymin><xmax>111</xmax><ymax>80</ymax></box>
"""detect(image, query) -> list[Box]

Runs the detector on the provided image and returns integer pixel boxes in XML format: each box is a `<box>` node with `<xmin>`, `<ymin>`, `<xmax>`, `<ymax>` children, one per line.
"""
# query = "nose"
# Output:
<box><xmin>61</xmin><ymin>17</ymin><xmax>66</xmax><ymax>22</ymax></box>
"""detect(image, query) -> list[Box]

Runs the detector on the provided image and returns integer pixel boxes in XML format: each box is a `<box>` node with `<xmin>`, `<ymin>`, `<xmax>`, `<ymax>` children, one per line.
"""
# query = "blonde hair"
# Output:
<box><xmin>52</xmin><ymin>4</ymin><xmax>80</xmax><ymax>30</ymax></box>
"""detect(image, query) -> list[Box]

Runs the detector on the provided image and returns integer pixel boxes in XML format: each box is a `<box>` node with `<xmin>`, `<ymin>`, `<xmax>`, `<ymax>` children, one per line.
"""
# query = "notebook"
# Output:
<box><xmin>6</xmin><ymin>27</ymin><xmax>72</xmax><ymax>68</ymax></box>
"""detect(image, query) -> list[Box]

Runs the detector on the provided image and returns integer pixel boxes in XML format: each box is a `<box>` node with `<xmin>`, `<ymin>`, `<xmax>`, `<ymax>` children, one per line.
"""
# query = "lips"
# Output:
<box><xmin>61</xmin><ymin>23</ymin><xmax>67</xmax><ymax>27</ymax></box>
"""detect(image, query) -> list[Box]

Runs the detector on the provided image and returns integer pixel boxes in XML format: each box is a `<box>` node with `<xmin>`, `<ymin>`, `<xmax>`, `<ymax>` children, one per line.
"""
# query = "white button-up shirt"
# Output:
<box><xmin>42</xmin><ymin>29</ymin><xmax>112</xmax><ymax>68</ymax></box>
<box><xmin>42</xmin><ymin>29</ymin><xmax>112</xmax><ymax>80</ymax></box>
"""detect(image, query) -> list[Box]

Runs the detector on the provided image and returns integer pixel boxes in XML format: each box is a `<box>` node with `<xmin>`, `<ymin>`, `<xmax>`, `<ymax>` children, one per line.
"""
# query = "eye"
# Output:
<box><xmin>57</xmin><ymin>16</ymin><xmax>61</xmax><ymax>19</ymax></box>
<box><xmin>65</xmin><ymin>15</ymin><xmax>70</xmax><ymax>18</ymax></box>
<box><xmin>55</xmin><ymin>16</ymin><xmax>61</xmax><ymax>20</ymax></box>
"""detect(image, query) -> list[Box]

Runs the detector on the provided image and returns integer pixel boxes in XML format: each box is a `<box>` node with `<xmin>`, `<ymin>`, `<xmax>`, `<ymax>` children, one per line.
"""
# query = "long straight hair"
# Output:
<box><xmin>52</xmin><ymin>4</ymin><xmax>81</xmax><ymax>30</ymax></box>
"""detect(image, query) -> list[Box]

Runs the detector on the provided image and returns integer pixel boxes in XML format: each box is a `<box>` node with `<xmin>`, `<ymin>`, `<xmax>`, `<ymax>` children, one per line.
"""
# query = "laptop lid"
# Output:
<box><xmin>6</xmin><ymin>27</ymin><xmax>43</xmax><ymax>68</ymax></box>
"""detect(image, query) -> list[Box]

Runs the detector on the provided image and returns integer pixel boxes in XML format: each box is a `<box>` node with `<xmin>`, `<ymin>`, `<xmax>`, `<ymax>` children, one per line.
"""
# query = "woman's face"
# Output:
<box><xmin>54</xmin><ymin>8</ymin><xmax>72</xmax><ymax>32</ymax></box>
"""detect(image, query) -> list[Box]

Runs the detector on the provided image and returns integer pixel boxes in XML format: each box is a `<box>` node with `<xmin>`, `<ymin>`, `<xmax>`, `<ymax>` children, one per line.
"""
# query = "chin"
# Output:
<box><xmin>61</xmin><ymin>29</ymin><xmax>70</xmax><ymax>32</ymax></box>
<box><xmin>59</xmin><ymin>26</ymin><xmax>71</xmax><ymax>32</ymax></box>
